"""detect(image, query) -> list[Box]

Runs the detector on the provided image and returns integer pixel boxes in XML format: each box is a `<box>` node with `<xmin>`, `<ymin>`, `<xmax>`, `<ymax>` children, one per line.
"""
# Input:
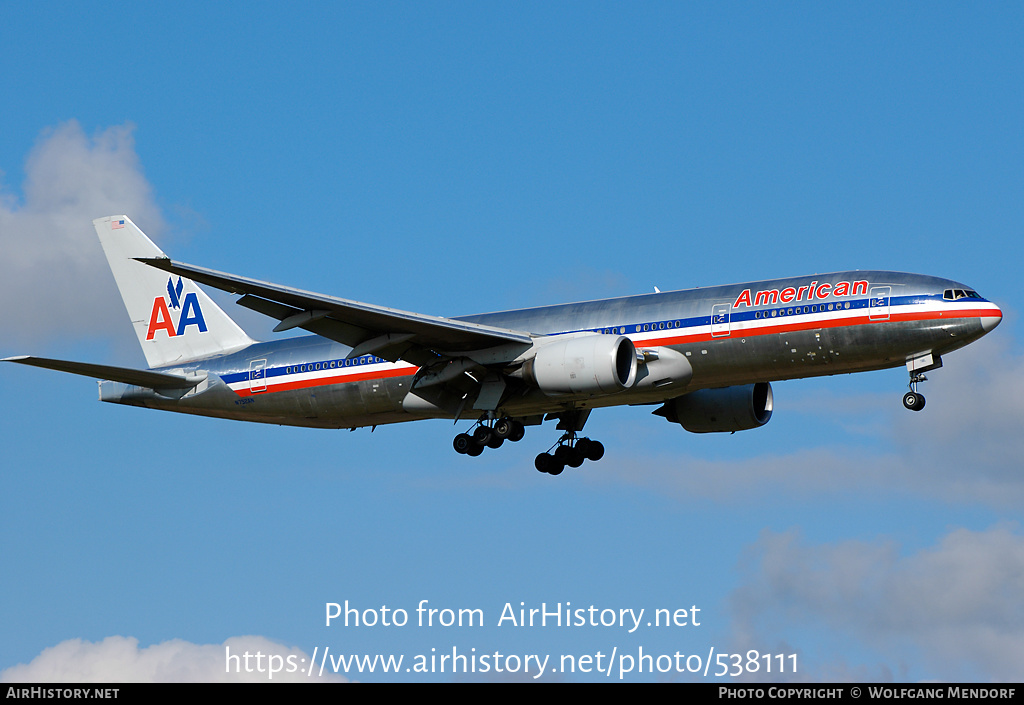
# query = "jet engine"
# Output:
<box><xmin>655</xmin><ymin>382</ymin><xmax>773</xmax><ymax>433</ymax></box>
<box><xmin>521</xmin><ymin>334</ymin><xmax>638</xmax><ymax>396</ymax></box>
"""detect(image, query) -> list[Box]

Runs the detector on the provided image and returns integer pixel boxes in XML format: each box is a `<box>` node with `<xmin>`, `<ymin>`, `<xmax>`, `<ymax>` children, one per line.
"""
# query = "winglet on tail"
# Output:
<box><xmin>94</xmin><ymin>216</ymin><xmax>254</xmax><ymax>369</ymax></box>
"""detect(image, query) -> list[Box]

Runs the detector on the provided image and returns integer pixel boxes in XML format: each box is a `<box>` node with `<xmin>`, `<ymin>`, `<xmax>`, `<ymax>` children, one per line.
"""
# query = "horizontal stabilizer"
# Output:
<box><xmin>3</xmin><ymin>356</ymin><xmax>198</xmax><ymax>390</ymax></box>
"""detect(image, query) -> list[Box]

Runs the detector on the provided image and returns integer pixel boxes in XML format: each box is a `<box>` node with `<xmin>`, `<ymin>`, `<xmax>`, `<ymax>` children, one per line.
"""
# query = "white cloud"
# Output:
<box><xmin>0</xmin><ymin>635</ymin><xmax>345</xmax><ymax>683</ymax></box>
<box><xmin>0</xmin><ymin>121</ymin><xmax>167</xmax><ymax>349</ymax></box>
<box><xmin>727</xmin><ymin>525</ymin><xmax>1024</xmax><ymax>682</ymax></box>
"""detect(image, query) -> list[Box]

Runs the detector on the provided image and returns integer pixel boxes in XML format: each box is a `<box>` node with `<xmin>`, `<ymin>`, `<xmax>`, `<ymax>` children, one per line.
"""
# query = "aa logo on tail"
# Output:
<box><xmin>146</xmin><ymin>277</ymin><xmax>208</xmax><ymax>340</ymax></box>
<box><xmin>167</xmin><ymin>275</ymin><xmax>184</xmax><ymax>309</ymax></box>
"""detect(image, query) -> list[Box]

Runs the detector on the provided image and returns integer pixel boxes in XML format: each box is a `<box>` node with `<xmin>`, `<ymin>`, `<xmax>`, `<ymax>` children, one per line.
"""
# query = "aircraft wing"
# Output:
<box><xmin>3</xmin><ymin>356</ymin><xmax>200</xmax><ymax>390</ymax></box>
<box><xmin>138</xmin><ymin>258</ymin><xmax>535</xmax><ymax>365</ymax></box>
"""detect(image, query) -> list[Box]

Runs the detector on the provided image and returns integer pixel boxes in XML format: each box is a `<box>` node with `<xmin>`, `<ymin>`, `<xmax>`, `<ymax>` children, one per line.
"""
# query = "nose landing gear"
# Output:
<box><xmin>902</xmin><ymin>372</ymin><xmax>927</xmax><ymax>412</ymax></box>
<box><xmin>902</xmin><ymin>354</ymin><xmax>941</xmax><ymax>412</ymax></box>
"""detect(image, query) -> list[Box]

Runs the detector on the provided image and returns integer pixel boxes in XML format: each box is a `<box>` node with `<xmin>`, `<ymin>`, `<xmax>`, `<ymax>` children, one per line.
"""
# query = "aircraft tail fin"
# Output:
<box><xmin>94</xmin><ymin>216</ymin><xmax>254</xmax><ymax>368</ymax></box>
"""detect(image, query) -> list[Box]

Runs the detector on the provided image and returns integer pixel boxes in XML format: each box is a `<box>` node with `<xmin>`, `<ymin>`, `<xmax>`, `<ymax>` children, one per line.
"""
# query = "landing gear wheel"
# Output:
<box><xmin>535</xmin><ymin>453</ymin><xmax>564</xmax><ymax>475</ymax></box>
<box><xmin>493</xmin><ymin>418</ymin><xmax>514</xmax><ymax>440</ymax></box>
<box><xmin>453</xmin><ymin>433</ymin><xmax>473</xmax><ymax>454</ymax></box>
<box><xmin>466</xmin><ymin>442</ymin><xmax>484</xmax><ymax>457</ymax></box>
<box><xmin>535</xmin><ymin>453</ymin><xmax>553</xmax><ymax>473</ymax></box>
<box><xmin>566</xmin><ymin>447</ymin><xmax>585</xmax><ymax>468</ymax></box>
<box><xmin>903</xmin><ymin>391</ymin><xmax>926</xmax><ymax>412</ymax></box>
<box><xmin>573</xmin><ymin>438</ymin><xmax>605</xmax><ymax>462</ymax></box>
<box><xmin>536</xmin><ymin>454</ymin><xmax>569</xmax><ymax>475</ymax></box>
<box><xmin>508</xmin><ymin>421</ymin><xmax>525</xmax><ymax>442</ymax></box>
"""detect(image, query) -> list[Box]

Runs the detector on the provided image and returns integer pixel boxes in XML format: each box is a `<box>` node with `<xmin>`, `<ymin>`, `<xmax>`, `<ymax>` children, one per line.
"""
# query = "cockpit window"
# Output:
<box><xmin>943</xmin><ymin>289</ymin><xmax>982</xmax><ymax>301</ymax></box>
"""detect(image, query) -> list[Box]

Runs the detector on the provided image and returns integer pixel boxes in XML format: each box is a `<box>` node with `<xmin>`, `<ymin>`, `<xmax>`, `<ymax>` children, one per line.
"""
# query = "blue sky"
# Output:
<box><xmin>1</xmin><ymin>3</ymin><xmax>1022</xmax><ymax>682</ymax></box>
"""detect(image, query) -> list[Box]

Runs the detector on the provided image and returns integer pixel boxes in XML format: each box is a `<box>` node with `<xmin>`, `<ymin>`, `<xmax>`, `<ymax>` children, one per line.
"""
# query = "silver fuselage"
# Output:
<box><xmin>99</xmin><ymin>271</ymin><xmax>1002</xmax><ymax>429</ymax></box>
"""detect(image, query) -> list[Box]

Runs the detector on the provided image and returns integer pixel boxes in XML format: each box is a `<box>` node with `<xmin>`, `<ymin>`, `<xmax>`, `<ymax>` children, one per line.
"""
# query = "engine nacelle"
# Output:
<box><xmin>656</xmin><ymin>382</ymin><xmax>773</xmax><ymax>433</ymax></box>
<box><xmin>522</xmin><ymin>334</ymin><xmax>638</xmax><ymax>396</ymax></box>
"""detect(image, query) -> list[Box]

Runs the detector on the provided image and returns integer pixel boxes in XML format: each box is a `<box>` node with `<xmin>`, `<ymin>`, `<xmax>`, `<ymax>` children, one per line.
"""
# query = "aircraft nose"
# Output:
<box><xmin>981</xmin><ymin>304</ymin><xmax>1003</xmax><ymax>333</ymax></box>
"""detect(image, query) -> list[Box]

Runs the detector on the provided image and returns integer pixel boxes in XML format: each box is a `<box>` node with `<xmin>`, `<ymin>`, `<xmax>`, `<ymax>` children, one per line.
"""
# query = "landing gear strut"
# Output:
<box><xmin>902</xmin><ymin>372</ymin><xmax>927</xmax><ymax>412</ymax></box>
<box><xmin>902</xmin><ymin>354</ymin><xmax>941</xmax><ymax>412</ymax></box>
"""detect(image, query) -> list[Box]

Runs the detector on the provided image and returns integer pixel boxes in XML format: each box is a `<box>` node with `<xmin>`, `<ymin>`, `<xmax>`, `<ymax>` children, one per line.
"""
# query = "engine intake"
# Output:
<box><xmin>523</xmin><ymin>334</ymin><xmax>638</xmax><ymax>396</ymax></box>
<box><xmin>656</xmin><ymin>382</ymin><xmax>773</xmax><ymax>433</ymax></box>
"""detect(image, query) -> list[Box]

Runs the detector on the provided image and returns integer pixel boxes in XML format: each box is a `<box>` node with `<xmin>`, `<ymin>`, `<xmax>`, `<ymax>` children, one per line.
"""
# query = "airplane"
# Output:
<box><xmin>4</xmin><ymin>216</ymin><xmax>1003</xmax><ymax>476</ymax></box>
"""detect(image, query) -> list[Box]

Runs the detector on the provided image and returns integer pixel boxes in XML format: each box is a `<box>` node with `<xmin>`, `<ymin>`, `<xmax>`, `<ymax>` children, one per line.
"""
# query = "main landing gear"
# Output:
<box><xmin>452</xmin><ymin>408</ymin><xmax>608</xmax><ymax>476</ymax></box>
<box><xmin>452</xmin><ymin>417</ymin><xmax>526</xmax><ymax>457</ymax></box>
<box><xmin>533</xmin><ymin>408</ymin><xmax>604</xmax><ymax>476</ymax></box>
<box><xmin>534</xmin><ymin>434</ymin><xmax>604</xmax><ymax>476</ymax></box>
<box><xmin>902</xmin><ymin>372</ymin><xmax>927</xmax><ymax>412</ymax></box>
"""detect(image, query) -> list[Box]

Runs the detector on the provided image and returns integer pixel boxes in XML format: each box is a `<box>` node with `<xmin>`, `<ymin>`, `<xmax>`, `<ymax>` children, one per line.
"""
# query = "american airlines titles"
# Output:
<box><xmin>732</xmin><ymin>279</ymin><xmax>869</xmax><ymax>310</ymax></box>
